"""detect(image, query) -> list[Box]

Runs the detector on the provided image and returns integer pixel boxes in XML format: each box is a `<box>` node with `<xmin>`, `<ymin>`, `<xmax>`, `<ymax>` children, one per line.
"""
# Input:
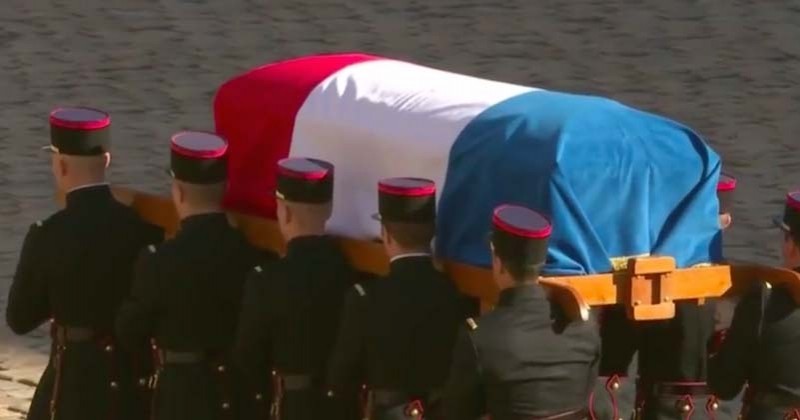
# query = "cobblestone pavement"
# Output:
<box><xmin>2</xmin><ymin>0</ymin><xmax>799</xmax><ymax>415</ymax></box>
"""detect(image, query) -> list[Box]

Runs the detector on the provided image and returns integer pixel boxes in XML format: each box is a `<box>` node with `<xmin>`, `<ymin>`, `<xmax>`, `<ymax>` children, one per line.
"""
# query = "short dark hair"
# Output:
<box><xmin>491</xmin><ymin>235</ymin><xmax>542</xmax><ymax>281</ymax></box>
<box><xmin>383</xmin><ymin>221</ymin><xmax>434</xmax><ymax>249</ymax></box>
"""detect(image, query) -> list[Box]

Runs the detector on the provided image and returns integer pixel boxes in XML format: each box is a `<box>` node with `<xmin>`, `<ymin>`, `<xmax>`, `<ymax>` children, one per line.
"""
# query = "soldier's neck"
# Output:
<box><xmin>61</xmin><ymin>175</ymin><xmax>107</xmax><ymax>193</ymax></box>
<box><xmin>282</xmin><ymin>224</ymin><xmax>326</xmax><ymax>242</ymax></box>
<box><xmin>178</xmin><ymin>205</ymin><xmax>224</xmax><ymax>220</ymax></box>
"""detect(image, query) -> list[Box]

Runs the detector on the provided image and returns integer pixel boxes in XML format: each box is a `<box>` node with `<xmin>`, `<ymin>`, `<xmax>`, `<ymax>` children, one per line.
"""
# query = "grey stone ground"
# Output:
<box><xmin>1</xmin><ymin>0</ymin><xmax>799</xmax><ymax>416</ymax></box>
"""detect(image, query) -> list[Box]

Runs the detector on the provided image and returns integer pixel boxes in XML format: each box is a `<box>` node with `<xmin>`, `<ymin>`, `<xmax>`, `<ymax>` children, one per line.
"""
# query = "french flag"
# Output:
<box><xmin>213</xmin><ymin>53</ymin><xmax>722</xmax><ymax>274</ymax></box>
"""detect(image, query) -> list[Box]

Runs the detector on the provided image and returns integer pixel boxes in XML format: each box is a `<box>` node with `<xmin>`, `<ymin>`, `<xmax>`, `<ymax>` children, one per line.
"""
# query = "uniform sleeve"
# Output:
<box><xmin>233</xmin><ymin>268</ymin><xmax>273</xmax><ymax>386</ymax></box>
<box><xmin>443</xmin><ymin>327</ymin><xmax>485</xmax><ymax>420</ymax></box>
<box><xmin>326</xmin><ymin>288</ymin><xmax>366</xmax><ymax>393</ymax></box>
<box><xmin>707</xmin><ymin>286</ymin><xmax>761</xmax><ymax>400</ymax></box>
<box><xmin>6</xmin><ymin>224</ymin><xmax>50</xmax><ymax>334</ymax></box>
<box><xmin>115</xmin><ymin>249</ymin><xmax>161</xmax><ymax>350</ymax></box>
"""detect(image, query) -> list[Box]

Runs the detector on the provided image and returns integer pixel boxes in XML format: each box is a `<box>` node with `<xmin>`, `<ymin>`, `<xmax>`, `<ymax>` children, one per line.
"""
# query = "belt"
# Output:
<box><xmin>52</xmin><ymin>325</ymin><xmax>95</xmax><ymax>342</ymax></box>
<box><xmin>752</xmin><ymin>390</ymin><xmax>800</xmax><ymax>409</ymax></box>
<box><xmin>650</xmin><ymin>381</ymin><xmax>711</xmax><ymax>396</ymax></box>
<box><xmin>283</xmin><ymin>374</ymin><xmax>311</xmax><ymax>391</ymax></box>
<box><xmin>160</xmin><ymin>350</ymin><xmax>205</xmax><ymax>364</ymax></box>
<box><xmin>530</xmin><ymin>407</ymin><xmax>588</xmax><ymax>420</ymax></box>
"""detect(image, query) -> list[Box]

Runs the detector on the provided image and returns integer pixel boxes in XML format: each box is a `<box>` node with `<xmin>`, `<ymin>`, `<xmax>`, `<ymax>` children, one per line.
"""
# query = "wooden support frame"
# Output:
<box><xmin>56</xmin><ymin>186</ymin><xmax>800</xmax><ymax>322</ymax></box>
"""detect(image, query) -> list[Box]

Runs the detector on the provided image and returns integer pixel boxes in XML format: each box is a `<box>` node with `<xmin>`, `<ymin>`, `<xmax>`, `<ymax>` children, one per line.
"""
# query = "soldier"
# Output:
<box><xmin>712</xmin><ymin>174</ymin><xmax>745</xmax><ymax>419</ymax></box>
<box><xmin>327</xmin><ymin>177</ymin><xmax>474</xmax><ymax>420</ymax></box>
<box><xmin>233</xmin><ymin>157</ymin><xmax>358</xmax><ymax>420</ymax></box>
<box><xmin>635</xmin><ymin>174</ymin><xmax>738</xmax><ymax>420</ymax></box>
<box><xmin>115</xmin><ymin>131</ymin><xmax>276</xmax><ymax>420</ymax></box>
<box><xmin>442</xmin><ymin>204</ymin><xmax>601</xmax><ymax>420</ymax></box>
<box><xmin>708</xmin><ymin>190</ymin><xmax>800</xmax><ymax>419</ymax></box>
<box><xmin>5</xmin><ymin>107</ymin><xmax>163</xmax><ymax>420</ymax></box>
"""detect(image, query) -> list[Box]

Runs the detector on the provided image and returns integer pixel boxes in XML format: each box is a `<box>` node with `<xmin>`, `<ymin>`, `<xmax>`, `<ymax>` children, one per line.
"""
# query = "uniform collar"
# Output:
<box><xmin>65</xmin><ymin>183</ymin><xmax>112</xmax><ymax>208</ymax></box>
<box><xmin>390</xmin><ymin>252</ymin><xmax>431</xmax><ymax>263</ymax></box>
<box><xmin>179</xmin><ymin>212</ymin><xmax>228</xmax><ymax>231</ymax></box>
<box><xmin>497</xmin><ymin>283</ymin><xmax>546</xmax><ymax>307</ymax></box>
<box><xmin>389</xmin><ymin>253</ymin><xmax>434</xmax><ymax>276</ymax></box>
<box><xmin>286</xmin><ymin>235</ymin><xmax>332</xmax><ymax>257</ymax></box>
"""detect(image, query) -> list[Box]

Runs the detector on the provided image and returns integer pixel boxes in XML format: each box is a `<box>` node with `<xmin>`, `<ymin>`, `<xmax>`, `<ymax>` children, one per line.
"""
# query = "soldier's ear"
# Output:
<box><xmin>58</xmin><ymin>156</ymin><xmax>68</xmax><ymax>177</ymax></box>
<box><xmin>719</xmin><ymin>213</ymin><xmax>732</xmax><ymax>230</ymax></box>
<box><xmin>283</xmin><ymin>203</ymin><xmax>293</xmax><ymax>224</ymax></box>
<box><xmin>177</xmin><ymin>182</ymin><xmax>186</xmax><ymax>204</ymax></box>
<box><xmin>380</xmin><ymin>224</ymin><xmax>392</xmax><ymax>246</ymax></box>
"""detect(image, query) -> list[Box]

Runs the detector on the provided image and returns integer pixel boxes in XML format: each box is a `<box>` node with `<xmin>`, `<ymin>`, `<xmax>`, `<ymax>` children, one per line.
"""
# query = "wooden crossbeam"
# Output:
<box><xmin>55</xmin><ymin>186</ymin><xmax>800</xmax><ymax>322</ymax></box>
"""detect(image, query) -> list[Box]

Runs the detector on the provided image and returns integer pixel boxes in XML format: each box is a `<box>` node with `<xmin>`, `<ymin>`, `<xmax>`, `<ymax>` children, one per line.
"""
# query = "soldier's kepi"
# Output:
<box><xmin>168</xmin><ymin>131</ymin><xmax>228</xmax><ymax>183</ymax></box>
<box><xmin>45</xmin><ymin>107</ymin><xmax>111</xmax><ymax>154</ymax></box>
<box><xmin>774</xmin><ymin>191</ymin><xmax>800</xmax><ymax>236</ymax></box>
<box><xmin>6</xmin><ymin>106</ymin><xmax>164</xmax><ymax>420</ymax></box>
<box><xmin>275</xmin><ymin>157</ymin><xmax>334</xmax><ymax>202</ymax></box>
<box><xmin>443</xmin><ymin>205</ymin><xmax>600</xmax><ymax>420</ymax></box>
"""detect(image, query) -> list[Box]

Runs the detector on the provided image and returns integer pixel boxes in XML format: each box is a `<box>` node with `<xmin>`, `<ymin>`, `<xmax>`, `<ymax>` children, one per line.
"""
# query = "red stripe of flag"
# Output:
<box><xmin>213</xmin><ymin>53</ymin><xmax>380</xmax><ymax>218</ymax></box>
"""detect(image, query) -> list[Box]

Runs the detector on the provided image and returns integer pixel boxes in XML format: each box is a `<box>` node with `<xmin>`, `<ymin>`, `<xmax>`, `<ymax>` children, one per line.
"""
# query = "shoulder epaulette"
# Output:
<box><xmin>466</xmin><ymin>317</ymin><xmax>478</xmax><ymax>331</ymax></box>
<box><xmin>147</xmin><ymin>244</ymin><xmax>157</xmax><ymax>254</ymax></box>
<box><xmin>354</xmin><ymin>283</ymin><xmax>366</xmax><ymax>296</ymax></box>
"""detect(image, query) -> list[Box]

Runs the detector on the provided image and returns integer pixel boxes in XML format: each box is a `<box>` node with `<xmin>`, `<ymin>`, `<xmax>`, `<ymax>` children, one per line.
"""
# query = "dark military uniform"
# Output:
<box><xmin>115</xmin><ymin>131</ymin><xmax>277</xmax><ymax>420</ymax></box>
<box><xmin>234</xmin><ymin>235</ymin><xmax>357</xmax><ymax>420</ymax></box>
<box><xmin>708</xmin><ymin>191</ymin><xmax>800</xmax><ymax>420</ymax></box>
<box><xmin>591</xmin><ymin>306</ymin><xmax>639</xmax><ymax>420</ymax></box>
<box><xmin>629</xmin><ymin>174</ymin><xmax>740</xmax><ymax>420</ymax></box>
<box><xmin>637</xmin><ymin>302</ymin><xmax>722</xmax><ymax>420</ymax></box>
<box><xmin>233</xmin><ymin>156</ymin><xmax>359</xmax><ymax>420</ymax></box>
<box><xmin>5</xmin><ymin>107</ymin><xmax>164</xmax><ymax>420</ymax></box>
<box><xmin>327</xmin><ymin>177</ymin><xmax>475</xmax><ymax>420</ymax></box>
<box><xmin>443</xmin><ymin>204</ymin><xmax>600</xmax><ymax>420</ymax></box>
<box><xmin>329</xmin><ymin>255</ymin><xmax>471</xmax><ymax>419</ymax></box>
<box><xmin>708</xmin><ymin>280</ymin><xmax>800</xmax><ymax>420</ymax></box>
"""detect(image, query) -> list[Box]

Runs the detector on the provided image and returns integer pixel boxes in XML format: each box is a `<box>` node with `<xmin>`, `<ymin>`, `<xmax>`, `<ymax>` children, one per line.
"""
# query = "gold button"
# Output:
<box><xmin>255</xmin><ymin>394</ymin><xmax>263</xmax><ymax>401</ymax></box>
<box><xmin>221</xmin><ymin>402</ymin><xmax>230</xmax><ymax>410</ymax></box>
<box><xmin>104</xmin><ymin>344</ymin><xmax>113</xmax><ymax>352</ymax></box>
<box><xmin>681</xmin><ymin>404</ymin><xmax>691</xmax><ymax>413</ymax></box>
<box><xmin>410</xmin><ymin>408</ymin><xmax>420</xmax><ymax>417</ymax></box>
<box><xmin>138</xmin><ymin>378</ymin><xmax>147</xmax><ymax>386</ymax></box>
<box><xmin>110</xmin><ymin>381</ymin><xmax>118</xmax><ymax>389</ymax></box>
<box><xmin>217</xmin><ymin>365</ymin><xmax>226</xmax><ymax>373</ymax></box>
<box><xmin>151</xmin><ymin>344</ymin><xmax>157</xmax><ymax>350</ymax></box>
<box><xmin>327</xmin><ymin>390</ymin><xmax>335</xmax><ymax>397</ymax></box>
<box><xmin>711</xmin><ymin>402</ymin><xmax>719</xmax><ymax>410</ymax></box>
<box><xmin>611</xmin><ymin>381</ymin><xmax>620</xmax><ymax>390</ymax></box>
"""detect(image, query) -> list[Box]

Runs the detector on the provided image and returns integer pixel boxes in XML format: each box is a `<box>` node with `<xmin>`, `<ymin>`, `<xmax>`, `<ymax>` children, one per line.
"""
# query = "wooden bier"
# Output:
<box><xmin>59</xmin><ymin>186</ymin><xmax>800</xmax><ymax>322</ymax></box>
